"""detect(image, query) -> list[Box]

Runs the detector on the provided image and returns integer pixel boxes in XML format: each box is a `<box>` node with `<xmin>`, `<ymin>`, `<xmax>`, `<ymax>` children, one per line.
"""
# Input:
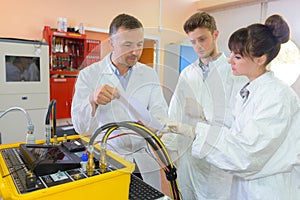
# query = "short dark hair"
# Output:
<box><xmin>109</xmin><ymin>13</ymin><xmax>143</xmax><ymax>37</ymax></box>
<box><xmin>183</xmin><ymin>12</ymin><xmax>217</xmax><ymax>34</ymax></box>
<box><xmin>228</xmin><ymin>14</ymin><xmax>290</xmax><ymax>66</ymax></box>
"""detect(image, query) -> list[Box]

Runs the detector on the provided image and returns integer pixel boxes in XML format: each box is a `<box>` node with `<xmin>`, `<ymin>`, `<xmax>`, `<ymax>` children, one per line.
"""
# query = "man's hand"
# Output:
<box><xmin>90</xmin><ymin>84</ymin><xmax>120</xmax><ymax>105</ymax></box>
<box><xmin>89</xmin><ymin>84</ymin><xmax>120</xmax><ymax>116</ymax></box>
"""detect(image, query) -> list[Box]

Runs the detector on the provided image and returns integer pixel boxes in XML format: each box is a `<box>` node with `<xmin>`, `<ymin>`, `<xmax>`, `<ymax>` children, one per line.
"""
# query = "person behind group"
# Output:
<box><xmin>163</xmin><ymin>12</ymin><xmax>245</xmax><ymax>199</ymax></box>
<box><xmin>26</xmin><ymin>58</ymin><xmax>40</xmax><ymax>81</ymax></box>
<box><xmin>6</xmin><ymin>56</ymin><xmax>32</xmax><ymax>81</ymax></box>
<box><xmin>164</xmin><ymin>14</ymin><xmax>300</xmax><ymax>199</ymax></box>
<box><xmin>71</xmin><ymin>13</ymin><xmax>168</xmax><ymax>191</ymax></box>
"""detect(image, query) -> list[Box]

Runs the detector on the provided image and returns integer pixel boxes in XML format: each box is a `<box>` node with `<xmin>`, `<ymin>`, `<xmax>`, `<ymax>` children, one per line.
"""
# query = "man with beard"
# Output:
<box><xmin>71</xmin><ymin>13</ymin><xmax>168</xmax><ymax>191</ymax></box>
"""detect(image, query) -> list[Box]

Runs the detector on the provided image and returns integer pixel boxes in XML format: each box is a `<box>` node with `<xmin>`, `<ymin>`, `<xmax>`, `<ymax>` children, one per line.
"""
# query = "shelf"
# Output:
<box><xmin>49</xmin><ymin>29</ymin><xmax>86</xmax><ymax>39</ymax></box>
<box><xmin>44</xmin><ymin>27</ymin><xmax>86</xmax><ymax>72</ymax></box>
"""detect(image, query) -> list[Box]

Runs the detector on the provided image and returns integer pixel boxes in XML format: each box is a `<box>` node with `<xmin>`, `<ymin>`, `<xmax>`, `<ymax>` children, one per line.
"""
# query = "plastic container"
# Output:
<box><xmin>62</xmin><ymin>18</ymin><xmax>67</xmax><ymax>32</ymax></box>
<box><xmin>80</xmin><ymin>152</ymin><xmax>88</xmax><ymax>171</ymax></box>
<box><xmin>79</xmin><ymin>23</ymin><xmax>84</xmax><ymax>34</ymax></box>
<box><xmin>57</xmin><ymin>17</ymin><xmax>63</xmax><ymax>32</ymax></box>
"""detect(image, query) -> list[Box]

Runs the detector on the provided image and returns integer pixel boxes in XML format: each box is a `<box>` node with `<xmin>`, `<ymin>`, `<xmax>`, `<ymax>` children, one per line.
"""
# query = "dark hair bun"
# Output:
<box><xmin>265</xmin><ymin>14</ymin><xmax>290</xmax><ymax>44</ymax></box>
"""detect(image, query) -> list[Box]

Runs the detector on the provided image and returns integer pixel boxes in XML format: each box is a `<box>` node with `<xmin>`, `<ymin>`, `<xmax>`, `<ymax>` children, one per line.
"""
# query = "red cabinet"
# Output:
<box><xmin>50</xmin><ymin>77</ymin><xmax>77</xmax><ymax>119</ymax></box>
<box><xmin>43</xmin><ymin>26</ymin><xmax>100</xmax><ymax>119</ymax></box>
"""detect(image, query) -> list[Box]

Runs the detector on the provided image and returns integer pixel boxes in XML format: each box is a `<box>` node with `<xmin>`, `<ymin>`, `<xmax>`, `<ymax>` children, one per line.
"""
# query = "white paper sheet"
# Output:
<box><xmin>117</xmin><ymin>90</ymin><xmax>164</xmax><ymax>130</ymax></box>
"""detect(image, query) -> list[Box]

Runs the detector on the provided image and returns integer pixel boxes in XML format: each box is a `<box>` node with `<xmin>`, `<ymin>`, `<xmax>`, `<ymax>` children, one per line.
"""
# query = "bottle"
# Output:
<box><xmin>81</xmin><ymin>152</ymin><xmax>88</xmax><ymax>171</ymax></box>
<box><xmin>62</xmin><ymin>18</ymin><xmax>67</xmax><ymax>32</ymax></box>
<box><xmin>57</xmin><ymin>17</ymin><xmax>63</xmax><ymax>32</ymax></box>
<box><xmin>79</xmin><ymin>23</ymin><xmax>84</xmax><ymax>34</ymax></box>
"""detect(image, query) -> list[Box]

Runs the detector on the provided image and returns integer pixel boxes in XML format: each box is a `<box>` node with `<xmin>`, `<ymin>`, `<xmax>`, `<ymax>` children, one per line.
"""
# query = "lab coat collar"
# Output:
<box><xmin>247</xmin><ymin>71</ymin><xmax>274</xmax><ymax>94</ymax></box>
<box><xmin>195</xmin><ymin>52</ymin><xmax>227</xmax><ymax>71</ymax></box>
<box><xmin>212</xmin><ymin>53</ymin><xmax>227</xmax><ymax>67</ymax></box>
<box><xmin>236</xmin><ymin>71</ymin><xmax>274</xmax><ymax>105</ymax></box>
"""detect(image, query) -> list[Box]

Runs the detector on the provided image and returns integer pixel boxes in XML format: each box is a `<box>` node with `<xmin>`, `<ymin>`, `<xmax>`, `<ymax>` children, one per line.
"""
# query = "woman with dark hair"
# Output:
<box><xmin>162</xmin><ymin>14</ymin><xmax>300</xmax><ymax>199</ymax></box>
<box><xmin>192</xmin><ymin>14</ymin><xmax>300</xmax><ymax>199</ymax></box>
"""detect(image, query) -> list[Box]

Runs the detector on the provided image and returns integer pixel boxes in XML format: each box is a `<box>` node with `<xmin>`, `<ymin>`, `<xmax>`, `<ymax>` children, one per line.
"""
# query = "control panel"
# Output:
<box><xmin>0</xmin><ymin>136</ymin><xmax>134</xmax><ymax>200</ymax></box>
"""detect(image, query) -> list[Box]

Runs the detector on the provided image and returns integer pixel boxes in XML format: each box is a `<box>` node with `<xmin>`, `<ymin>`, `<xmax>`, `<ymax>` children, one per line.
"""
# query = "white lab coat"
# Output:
<box><xmin>193</xmin><ymin>72</ymin><xmax>300</xmax><ymax>200</ymax></box>
<box><xmin>71</xmin><ymin>54</ymin><xmax>168</xmax><ymax>191</ymax></box>
<box><xmin>166</xmin><ymin>53</ymin><xmax>246</xmax><ymax>199</ymax></box>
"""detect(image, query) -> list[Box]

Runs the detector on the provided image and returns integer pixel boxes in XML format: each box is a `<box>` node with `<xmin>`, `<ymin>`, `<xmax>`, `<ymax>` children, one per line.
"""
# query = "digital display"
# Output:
<box><xmin>30</xmin><ymin>146</ymin><xmax>71</xmax><ymax>161</ymax></box>
<box><xmin>19</xmin><ymin>144</ymin><xmax>81</xmax><ymax>176</ymax></box>
<box><xmin>5</xmin><ymin>55</ymin><xmax>40</xmax><ymax>82</ymax></box>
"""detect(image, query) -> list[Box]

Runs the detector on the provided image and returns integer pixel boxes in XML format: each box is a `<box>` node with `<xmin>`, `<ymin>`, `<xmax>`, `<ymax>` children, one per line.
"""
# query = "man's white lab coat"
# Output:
<box><xmin>71</xmin><ymin>54</ymin><xmax>168</xmax><ymax>191</ymax></box>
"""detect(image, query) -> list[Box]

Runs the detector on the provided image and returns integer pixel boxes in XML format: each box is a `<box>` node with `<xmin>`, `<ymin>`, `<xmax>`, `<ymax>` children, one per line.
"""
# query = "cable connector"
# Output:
<box><xmin>86</xmin><ymin>145</ymin><xmax>95</xmax><ymax>176</ymax></box>
<box><xmin>26</xmin><ymin>123</ymin><xmax>36</xmax><ymax>144</ymax></box>
<box><xmin>99</xmin><ymin>143</ymin><xmax>107</xmax><ymax>173</ymax></box>
<box><xmin>165</xmin><ymin>165</ymin><xmax>177</xmax><ymax>181</ymax></box>
<box><xmin>45</xmin><ymin>124</ymin><xmax>51</xmax><ymax>145</ymax></box>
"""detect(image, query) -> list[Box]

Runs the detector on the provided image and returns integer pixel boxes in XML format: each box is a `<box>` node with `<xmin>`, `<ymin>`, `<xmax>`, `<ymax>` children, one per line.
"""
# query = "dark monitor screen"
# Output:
<box><xmin>5</xmin><ymin>55</ymin><xmax>40</xmax><ymax>82</ymax></box>
<box><xmin>29</xmin><ymin>146</ymin><xmax>71</xmax><ymax>161</ymax></box>
<box><xmin>19</xmin><ymin>144</ymin><xmax>81</xmax><ymax>176</ymax></box>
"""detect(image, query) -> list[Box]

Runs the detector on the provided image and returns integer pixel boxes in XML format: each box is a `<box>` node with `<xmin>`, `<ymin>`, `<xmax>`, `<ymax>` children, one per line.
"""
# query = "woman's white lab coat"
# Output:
<box><xmin>166</xmin><ymin>53</ymin><xmax>246</xmax><ymax>199</ymax></box>
<box><xmin>71</xmin><ymin>54</ymin><xmax>168</xmax><ymax>191</ymax></box>
<box><xmin>193</xmin><ymin>72</ymin><xmax>300</xmax><ymax>200</ymax></box>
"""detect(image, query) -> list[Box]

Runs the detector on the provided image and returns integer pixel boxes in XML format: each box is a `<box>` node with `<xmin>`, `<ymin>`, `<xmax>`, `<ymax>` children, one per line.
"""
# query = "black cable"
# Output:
<box><xmin>52</xmin><ymin>101</ymin><xmax>56</xmax><ymax>137</ymax></box>
<box><xmin>45</xmin><ymin>100</ymin><xmax>55</xmax><ymax>125</ymax></box>
<box><xmin>45</xmin><ymin>99</ymin><xmax>57</xmax><ymax>137</ymax></box>
<box><xmin>89</xmin><ymin>121</ymin><xmax>181</xmax><ymax>200</ymax></box>
<box><xmin>120</xmin><ymin>122</ymin><xmax>181</xmax><ymax>200</ymax></box>
<box><xmin>117</xmin><ymin>122</ymin><xmax>169</xmax><ymax>167</ymax></box>
<box><xmin>2</xmin><ymin>164</ymin><xmax>26</xmax><ymax>178</ymax></box>
<box><xmin>89</xmin><ymin>122</ymin><xmax>120</xmax><ymax>145</ymax></box>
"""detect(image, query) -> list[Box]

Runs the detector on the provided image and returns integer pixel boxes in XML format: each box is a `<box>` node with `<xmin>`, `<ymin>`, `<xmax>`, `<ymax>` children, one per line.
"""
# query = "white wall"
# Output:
<box><xmin>210</xmin><ymin>0</ymin><xmax>299</xmax><ymax>54</ymax></box>
<box><xmin>212</xmin><ymin>3</ymin><xmax>262</xmax><ymax>55</ymax></box>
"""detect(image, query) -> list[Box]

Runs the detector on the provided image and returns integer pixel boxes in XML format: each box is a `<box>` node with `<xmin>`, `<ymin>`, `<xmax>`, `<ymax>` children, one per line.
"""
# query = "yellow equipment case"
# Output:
<box><xmin>0</xmin><ymin>135</ymin><xmax>135</xmax><ymax>200</ymax></box>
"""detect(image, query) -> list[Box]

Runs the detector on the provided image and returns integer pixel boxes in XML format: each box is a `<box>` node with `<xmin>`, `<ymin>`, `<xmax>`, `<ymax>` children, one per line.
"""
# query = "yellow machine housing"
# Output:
<box><xmin>0</xmin><ymin>135</ymin><xmax>135</xmax><ymax>200</ymax></box>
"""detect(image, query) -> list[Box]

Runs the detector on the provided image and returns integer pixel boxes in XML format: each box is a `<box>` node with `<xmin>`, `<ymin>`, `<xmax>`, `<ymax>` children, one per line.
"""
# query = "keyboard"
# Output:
<box><xmin>129</xmin><ymin>174</ymin><xmax>168</xmax><ymax>200</ymax></box>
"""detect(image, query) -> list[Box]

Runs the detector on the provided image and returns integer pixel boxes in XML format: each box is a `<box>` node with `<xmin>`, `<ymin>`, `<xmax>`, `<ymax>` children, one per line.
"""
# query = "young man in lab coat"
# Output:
<box><xmin>163</xmin><ymin>12</ymin><xmax>246</xmax><ymax>199</ymax></box>
<box><xmin>71</xmin><ymin>14</ymin><xmax>168</xmax><ymax>191</ymax></box>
